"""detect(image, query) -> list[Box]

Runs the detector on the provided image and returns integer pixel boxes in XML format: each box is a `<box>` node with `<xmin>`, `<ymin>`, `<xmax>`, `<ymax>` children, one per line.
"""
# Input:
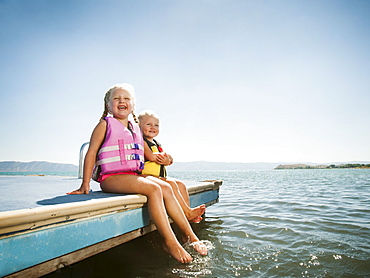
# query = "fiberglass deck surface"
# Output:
<box><xmin>0</xmin><ymin>176</ymin><xmax>204</xmax><ymax>213</ymax></box>
<box><xmin>0</xmin><ymin>176</ymin><xmax>121</xmax><ymax>212</ymax></box>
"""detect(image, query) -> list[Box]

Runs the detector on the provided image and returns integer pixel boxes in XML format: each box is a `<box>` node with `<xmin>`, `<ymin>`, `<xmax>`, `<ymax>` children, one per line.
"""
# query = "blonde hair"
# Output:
<box><xmin>138</xmin><ymin>110</ymin><xmax>160</xmax><ymax>123</ymax></box>
<box><xmin>100</xmin><ymin>83</ymin><xmax>139</xmax><ymax>123</ymax></box>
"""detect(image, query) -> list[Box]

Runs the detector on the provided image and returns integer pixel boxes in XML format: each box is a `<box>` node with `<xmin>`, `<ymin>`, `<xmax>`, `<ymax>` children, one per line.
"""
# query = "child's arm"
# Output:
<box><xmin>143</xmin><ymin>141</ymin><xmax>172</xmax><ymax>166</ymax></box>
<box><xmin>143</xmin><ymin>141</ymin><xmax>158</xmax><ymax>162</ymax></box>
<box><xmin>67</xmin><ymin>121</ymin><xmax>107</xmax><ymax>195</ymax></box>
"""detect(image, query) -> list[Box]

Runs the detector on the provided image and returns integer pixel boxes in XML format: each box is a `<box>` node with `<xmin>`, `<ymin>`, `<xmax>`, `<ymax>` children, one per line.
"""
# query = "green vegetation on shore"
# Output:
<box><xmin>275</xmin><ymin>163</ymin><xmax>370</xmax><ymax>170</ymax></box>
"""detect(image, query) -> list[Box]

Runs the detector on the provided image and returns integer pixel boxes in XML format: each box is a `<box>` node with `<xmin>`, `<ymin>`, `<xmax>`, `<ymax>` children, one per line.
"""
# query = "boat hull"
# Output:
<box><xmin>0</xmin><ymin>178</ymin><xmax>221</xmax><ymax>278</ymax></box>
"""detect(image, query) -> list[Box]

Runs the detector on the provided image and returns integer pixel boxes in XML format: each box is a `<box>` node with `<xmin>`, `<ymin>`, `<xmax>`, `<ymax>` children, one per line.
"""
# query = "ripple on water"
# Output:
<box><xmin>83</xmin><ymin>170</ymin><xmax>370</xmax><ymax>278</ymax></box>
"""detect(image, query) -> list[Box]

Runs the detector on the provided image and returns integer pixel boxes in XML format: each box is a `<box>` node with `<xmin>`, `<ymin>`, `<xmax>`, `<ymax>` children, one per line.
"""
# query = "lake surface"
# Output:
<box><xmin>43</xmin><ymin>169</ymin><xmax>370</xmax><ymax>277</ymax></box>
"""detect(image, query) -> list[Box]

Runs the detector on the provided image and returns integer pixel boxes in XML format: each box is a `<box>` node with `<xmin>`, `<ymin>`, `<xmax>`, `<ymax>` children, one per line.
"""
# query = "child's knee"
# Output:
<box><xmin>177</xmin><ymin>182</ymin><xmax>186</xmax><ymax>191</ymax></box>
<box><xmin>145</xmin><ymin>181</ymin><xmax>162</xmax><ymax>195</ymax></box>
<box><xmin>161</xmin><ymin>182</ymin><xmax>174</xmax><ymax>194</ymax></box>
<box><xmin>166</xmin><ymin>180</ymin><xmax>178</xmax><ymax>189</ymax></box>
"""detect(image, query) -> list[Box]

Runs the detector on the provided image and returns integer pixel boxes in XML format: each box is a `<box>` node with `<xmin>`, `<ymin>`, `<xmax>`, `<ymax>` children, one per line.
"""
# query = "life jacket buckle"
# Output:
<box><xmin>131</xmin><ymin>143</ymin><xmax>140</xmax><ymax>150</ymax></box>
<box><xmin>131</xmin><ymin>154</ymin><xmax>140</xmax><ymax>160</ymax></box>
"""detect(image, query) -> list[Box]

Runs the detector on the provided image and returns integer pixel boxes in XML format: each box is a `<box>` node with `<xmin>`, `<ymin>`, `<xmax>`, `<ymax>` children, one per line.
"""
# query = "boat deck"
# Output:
<box><xmin>0</xmin><ymin>175</ymin><xmax>222</xmax><ymax>278</ymax></box>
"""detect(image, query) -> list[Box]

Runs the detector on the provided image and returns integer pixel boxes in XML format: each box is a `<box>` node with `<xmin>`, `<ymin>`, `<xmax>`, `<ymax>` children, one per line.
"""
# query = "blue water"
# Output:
<box><xmin>166</xmin><ymin>169</ymin><xmax>370</xmax><ymax>278</ymax></box>
<box><xmin>40</xmin><ymin>169</ymin><xmax>370</xmax><ymax>277</ymax></box>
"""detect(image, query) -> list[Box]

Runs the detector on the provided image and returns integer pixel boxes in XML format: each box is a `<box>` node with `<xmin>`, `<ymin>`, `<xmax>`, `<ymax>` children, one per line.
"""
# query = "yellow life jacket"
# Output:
<box><xmin>142</xmin><ymin>139</ymin><xmax>167</xmax><ymax>177</ymax></box>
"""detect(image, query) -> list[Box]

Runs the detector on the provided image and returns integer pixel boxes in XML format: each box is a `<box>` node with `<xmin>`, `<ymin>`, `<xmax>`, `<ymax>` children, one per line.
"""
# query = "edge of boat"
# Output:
<box><xmin>0</xmin><ymin>179</ymin><xmax>222</xmax><ymax>278</ymax></box>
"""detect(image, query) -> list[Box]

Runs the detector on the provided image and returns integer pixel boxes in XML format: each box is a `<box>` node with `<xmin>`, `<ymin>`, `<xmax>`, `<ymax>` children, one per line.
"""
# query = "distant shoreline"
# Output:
<box><xmin>0</xmin><ymin>172</ymin><xmax>77</xmax><ymax>177</ymax></box>
<box><xmin>1</xmin><ymin>160</ymin><xmax>370</xmax><ymax>172</ymax></box>
<box><xmin>274</xmin><ymin>163</ymin><xmax>370</xmax><ymax>170</ymax></box>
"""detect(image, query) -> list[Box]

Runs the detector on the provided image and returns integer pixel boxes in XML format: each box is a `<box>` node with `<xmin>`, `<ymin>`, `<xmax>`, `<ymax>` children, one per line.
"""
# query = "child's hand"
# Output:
<box><xmin>156</xmin><ymin>153</ymin><xmax>171</xmax><ymax>165</ymax></box>
<box><xmin>155</xmin><ymin>153</ymin><xmax>166</xmax><ymax>164</ymax></box>
<box><xmin>67</xmin><ymin>184</ymin><xmax>90</xmax><ymax>195</ymax></box>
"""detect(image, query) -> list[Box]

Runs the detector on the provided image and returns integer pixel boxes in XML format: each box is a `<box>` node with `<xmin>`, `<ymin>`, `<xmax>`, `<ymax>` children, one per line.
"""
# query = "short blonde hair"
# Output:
<box><xmin>138</xmin><ymin>110</ymin><xmax>160</xmax><ymax>122</ymax></box>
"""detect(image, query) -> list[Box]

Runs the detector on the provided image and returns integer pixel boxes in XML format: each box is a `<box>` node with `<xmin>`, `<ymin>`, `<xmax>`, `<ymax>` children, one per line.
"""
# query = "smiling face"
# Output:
<box><xmin>107</xmin><ymin>88</ymin><xmax>134</xmax><ymax>120</ymax></box>
<box><xmin>139</xmin><ymin>115</ymin><xmax>160</xmax><ymax>140</ymax></box>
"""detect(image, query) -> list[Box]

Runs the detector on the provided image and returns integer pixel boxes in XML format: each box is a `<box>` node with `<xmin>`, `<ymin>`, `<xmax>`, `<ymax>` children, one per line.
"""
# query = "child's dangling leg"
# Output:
<box><xmin>101</xmin><ymin>174</ymin><xmax>194</xmax><ymax>263</ymax></box>
<box><xmin>146</xmin><ymin>176</ymin><xmax>208</xmax><ymax>256</ymax></box>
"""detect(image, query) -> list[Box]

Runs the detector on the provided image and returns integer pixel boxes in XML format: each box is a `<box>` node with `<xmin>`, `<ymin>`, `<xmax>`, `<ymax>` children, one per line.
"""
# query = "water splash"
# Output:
<box><xmin>172</xmin><ymin>240</ymin><xmax>215</xmax><ymax>277</ymax></box>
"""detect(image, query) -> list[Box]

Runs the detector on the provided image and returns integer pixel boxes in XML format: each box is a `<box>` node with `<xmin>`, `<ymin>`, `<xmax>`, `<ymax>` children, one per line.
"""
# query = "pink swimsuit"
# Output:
<box><xmin>98</xmin><ymin>171</ymin><xmax>138</xmax><ymax>182</ymax></box>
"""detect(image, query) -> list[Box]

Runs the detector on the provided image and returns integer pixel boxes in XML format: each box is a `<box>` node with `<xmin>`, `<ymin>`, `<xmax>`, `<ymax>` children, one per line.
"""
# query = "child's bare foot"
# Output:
<box><xmin>190</xmin><ymin>240</ymin><xmax>208</xmax><ymax>256</ymax></box>
<box><xmin>186</xmin><ymin>204</ymin><xmax>206</xmax><ymax>222</ymax></box>
<box><xmin>189</xmin><ymin>216</ymin><xmax>203</xmax><ymax>223</ymax></box>
<box><xmin>162</xmin><ymin>240</ymin><xmax>193</xmax><ymax>263</ymax></box>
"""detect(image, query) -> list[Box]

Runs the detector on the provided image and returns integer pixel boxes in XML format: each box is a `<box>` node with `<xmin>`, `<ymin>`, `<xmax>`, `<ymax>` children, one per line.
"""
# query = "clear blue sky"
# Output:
<box><xmin>1</xmin><ymin>0</ymin><xmax>369</xmax><ymax>165</ymax></box>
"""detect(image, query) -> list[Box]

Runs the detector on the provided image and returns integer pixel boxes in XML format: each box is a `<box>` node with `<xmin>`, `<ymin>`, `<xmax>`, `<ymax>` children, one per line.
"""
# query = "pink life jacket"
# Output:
<box><xmin>96</xmin><ymin>117</ymin><xmax>144</xmax><ymax>174</ymax></box>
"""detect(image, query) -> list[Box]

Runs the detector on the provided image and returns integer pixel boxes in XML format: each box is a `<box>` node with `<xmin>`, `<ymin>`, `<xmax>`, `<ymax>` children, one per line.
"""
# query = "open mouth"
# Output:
<box><xmin>118</xmin><ymin>105</ymin><xmax>127</xmax><ymax>110</ymax></box>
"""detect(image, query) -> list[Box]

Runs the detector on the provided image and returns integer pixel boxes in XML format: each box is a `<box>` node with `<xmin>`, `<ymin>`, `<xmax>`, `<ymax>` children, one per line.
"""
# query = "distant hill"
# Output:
<box><xmin>0</xmin><ymin>160</ymin><xmax>279</xmax><ymax>172</ymax></box>
<box><xmin>169</xmin><ymin>161</ymin><xmax>370</xmax><ymax>171</ymax></box>
<box><xmin>0</xmin><ymin>161</ymin><xmax>78</xmax><ymax>172</ymax></box>
<box><xmin>275</xmin><ymin>161</ymin><xmax>370</xmax><ymax>170</ymax></box>
<box><xmin>2</xmin><ymin>160</ymin><xmax>369</xmax><ymax>173</ymax></box>
<box><xmin>275</xmin><ymin>164</ymin><xmax>328</xmax><ymax>169</ymax></box>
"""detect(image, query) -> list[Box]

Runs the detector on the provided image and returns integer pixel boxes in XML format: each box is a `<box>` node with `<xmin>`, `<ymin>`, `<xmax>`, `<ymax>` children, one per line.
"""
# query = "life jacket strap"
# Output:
<box><xmin>96</xmin><ymin>154</ymin><xmax>144</xmax><ymax>166</ymax></box>
<box><xmin>98</xmin><ymin>143</ymin><xmax>143</xmax><ymax>155</ymax></box>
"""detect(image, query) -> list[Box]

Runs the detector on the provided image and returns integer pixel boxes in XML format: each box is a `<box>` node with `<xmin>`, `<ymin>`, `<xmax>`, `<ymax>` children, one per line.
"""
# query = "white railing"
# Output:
<box><xmin>78</xmin><ymin>142</ymin><xmax>90</xmax><ymax>179</ymax></box>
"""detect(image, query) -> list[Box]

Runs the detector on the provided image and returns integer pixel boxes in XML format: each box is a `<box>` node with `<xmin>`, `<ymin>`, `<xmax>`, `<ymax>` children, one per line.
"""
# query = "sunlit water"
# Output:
<box><xmin>45</xmin><ymin>169</ymin><xmax>370</xmax><ymax>277</ymax></box>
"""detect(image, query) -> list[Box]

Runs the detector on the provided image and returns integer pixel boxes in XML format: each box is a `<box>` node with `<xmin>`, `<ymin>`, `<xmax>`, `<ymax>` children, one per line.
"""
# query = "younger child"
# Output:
<box><xmin>138</xmin><ymin>110</ymin><xmax>205</xmax><ymax>223</ymax></box>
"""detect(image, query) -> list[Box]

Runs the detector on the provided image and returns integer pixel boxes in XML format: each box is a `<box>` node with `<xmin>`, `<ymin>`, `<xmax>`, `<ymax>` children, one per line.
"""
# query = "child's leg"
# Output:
<box><xmin>163</xmin><ymin>177</ymin><xmax>206</xmax><ymax>223</ymax></box>
<box><xmin>100</xmin><ymin>174</ymin><xmax>193</xmax><ymax>263</ymax></box>
<box><xmin>145</xmin><ymin>176</ymin><xmax>207</xmax><ymax>255</ymax></box>
<box><xmin>173</xmin><ymin>178</ymin><xmax>206</xmax><ymax>220</ymax></box>
<box><xmin>171</xmin><ymin>178</ymin><xmax>190</xmax><ymax>206</ymax></box>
